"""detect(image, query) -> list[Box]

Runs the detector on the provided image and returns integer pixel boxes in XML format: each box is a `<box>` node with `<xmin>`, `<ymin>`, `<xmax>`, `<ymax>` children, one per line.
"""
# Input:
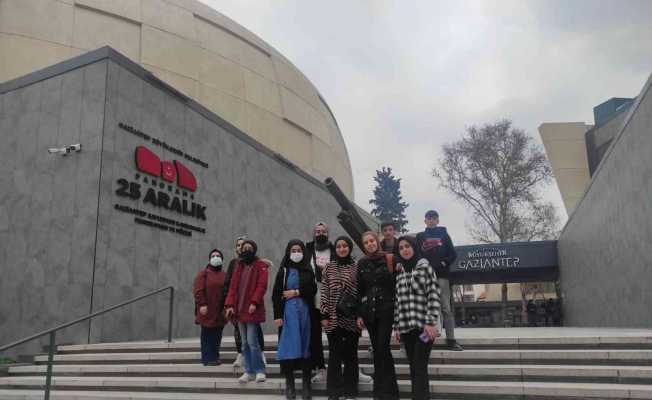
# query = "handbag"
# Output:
<box><xmin>336</xmin><ymin>292</ymin><xmax>358</xmax><ymax>318</ymax></box>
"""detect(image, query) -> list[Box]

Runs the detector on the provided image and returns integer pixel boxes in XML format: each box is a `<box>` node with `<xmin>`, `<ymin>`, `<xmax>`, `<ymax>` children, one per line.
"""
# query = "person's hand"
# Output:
<box><xmin>248</xmin><ymin>304</ymin><xmax>257</xmax><ymax>314</ymax></box>
<box><xmin>274</xmin><ymin>319</ymin><xmax>283</xmax><ymax>327</ymax></box>
<box><xmin>225</xmin><ymin>308</ymin><xmax>234</xmax><ymax>319</ymax></box>
<box><xmin>199</xmin><ymin>305</ymin><xmax>208</xmax><ymax>316</ymax></box>
<box><xmin>356</xmin><ymin>317</ymin><xmax>365</xmax><ymax>330</ymax></box>
<box><xmin>424</xmin><ymin>324</ymin><xmax>439</xmax><ymax>341</ymax></box>
<box><xmin>321</xmin><ymin>319</ymin><xmax>330</xmax><ymax>329</ymax></box>
<box><xmin>393</xmin><ymin>330</ymin><xmax>401</xmax><ymax>343</ymax></box>
<box><xmin>283</xmin><ymin>289</ymin><xmax>298</xmax><ymax>299</ymax></box>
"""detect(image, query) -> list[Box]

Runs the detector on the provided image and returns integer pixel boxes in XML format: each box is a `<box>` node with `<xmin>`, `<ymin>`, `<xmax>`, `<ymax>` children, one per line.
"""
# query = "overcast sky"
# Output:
<box><xmin>201</xmin><ymin>0</ymin><xmax>652</xmax><ymax>244</ymax></box>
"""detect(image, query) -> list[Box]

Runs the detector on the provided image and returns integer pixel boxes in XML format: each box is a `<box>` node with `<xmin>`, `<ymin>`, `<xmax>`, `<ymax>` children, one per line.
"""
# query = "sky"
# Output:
<box><xmin>201</xmin><ymin>0</ymin><xmax>652</xmax><ymax>244</ymax></box>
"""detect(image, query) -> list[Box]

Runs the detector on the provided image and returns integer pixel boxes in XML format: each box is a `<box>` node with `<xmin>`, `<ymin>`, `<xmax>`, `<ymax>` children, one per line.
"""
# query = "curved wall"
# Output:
<box><xmin>0</xmin><ymin>0</ymin><xmax>354</xmax><ymax>197</ymax></box>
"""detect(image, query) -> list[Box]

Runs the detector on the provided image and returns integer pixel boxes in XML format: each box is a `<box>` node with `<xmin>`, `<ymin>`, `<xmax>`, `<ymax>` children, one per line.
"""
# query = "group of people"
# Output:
<box><xmin>192</xmin><ymin>210</ymin><xmax>460</xmax><ymax>400</ymax></box>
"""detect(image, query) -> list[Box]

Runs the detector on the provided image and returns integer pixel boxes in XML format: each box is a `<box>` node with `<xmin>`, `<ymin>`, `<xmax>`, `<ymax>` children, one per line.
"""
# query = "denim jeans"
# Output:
<box><xmin>200</xmin><ymin>326</ymin><xmax>224</xmax><ymax>364</ymax></box>
<box><xmin>238</xmin><ymin>322</ymin><xmax>266</xmax><ymax>374</ymax></box>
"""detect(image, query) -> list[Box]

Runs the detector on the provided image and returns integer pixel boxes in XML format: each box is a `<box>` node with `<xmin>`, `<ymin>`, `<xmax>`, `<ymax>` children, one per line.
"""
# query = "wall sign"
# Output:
<box><xmin>114</xmin><ymin>123</ymin><xmax>208</xmax><ymax>237</ymax></box>
<box><xmin>449</xmin><ymin>241</ymin><xmax>558</xmax><ymax>285</ymax></box>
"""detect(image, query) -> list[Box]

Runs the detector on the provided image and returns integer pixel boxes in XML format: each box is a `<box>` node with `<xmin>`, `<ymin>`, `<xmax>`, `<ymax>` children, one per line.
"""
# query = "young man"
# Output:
<box><xmin>416</xmin><ymin>210</ymin><xmax>463</xmax><ymax>351</ymax></box>
<box><xmin>306</xmin><ymin>222</ymin><xmax>373</xmax><ymax>384</ymax></box>
<box><xmin>379</xmin><ymin>221</ymin><xmax>398</xmax><ymax>254</ymax></box>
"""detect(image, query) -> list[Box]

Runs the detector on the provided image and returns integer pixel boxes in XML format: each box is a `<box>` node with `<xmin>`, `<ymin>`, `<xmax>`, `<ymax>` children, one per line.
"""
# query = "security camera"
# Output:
<box><xmin>48</xmin><ymin>144</ymin><xmax>82</xmax><ymax>156</ymax></box>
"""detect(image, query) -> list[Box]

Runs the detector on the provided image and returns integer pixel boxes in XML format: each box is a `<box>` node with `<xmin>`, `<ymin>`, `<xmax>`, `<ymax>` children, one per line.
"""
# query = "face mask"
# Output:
<box><xmin>241</xmin><ymin>250</ymin><xmax>255</xmax><ymax>263</ymax></box>
<box><xmin>209</xmin><ymin>256</ymin><xmax>222</xmax><ymax>267</ymax></box>
<box><xmin>315</xmin><ymin>234</ymin><xmax>328</xmax><ymax>245</ymax></box>
<box><xmin>290</xmin><ymin>253</ymin><xmax>303</xmax><ymax>263</ymax></box>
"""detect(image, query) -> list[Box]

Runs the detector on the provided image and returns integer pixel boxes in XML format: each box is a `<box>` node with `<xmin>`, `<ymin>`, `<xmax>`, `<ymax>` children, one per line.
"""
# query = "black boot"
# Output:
<box><xmin>447</xmin><ymin>339</ymin><xmax>463</xmax><ymax>351</ymax></box>
<box><xmin>302</xmin><ymin>368</ymin><xmax>313</xmax><ymax>400</ymax></box>
<box><xmin>285</xmin><ymin>371</ymin><xmax>296</xmax><ymax>400</ymax></box>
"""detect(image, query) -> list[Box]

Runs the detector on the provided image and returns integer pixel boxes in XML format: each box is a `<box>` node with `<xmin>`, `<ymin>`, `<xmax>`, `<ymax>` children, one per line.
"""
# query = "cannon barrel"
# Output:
<box><xmin>324</xmin><ymin>177</ymin><xmax>372</xmax><ymax>250</ymax></box>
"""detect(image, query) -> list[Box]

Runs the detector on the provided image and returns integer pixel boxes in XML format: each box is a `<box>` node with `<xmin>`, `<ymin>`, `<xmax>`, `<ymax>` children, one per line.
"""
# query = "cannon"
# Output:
<box><xmin>324</xmin><ymin>177</ymin><xmax>372</xmax><ymax>251</ymax></box>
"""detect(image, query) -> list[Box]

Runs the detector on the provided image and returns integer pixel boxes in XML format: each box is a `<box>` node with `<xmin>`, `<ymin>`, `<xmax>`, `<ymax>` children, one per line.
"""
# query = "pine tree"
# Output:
<box><xmin>369</xmin><ymin>167</ymin><xmax>409</xmax><ymax>233</ymax></box>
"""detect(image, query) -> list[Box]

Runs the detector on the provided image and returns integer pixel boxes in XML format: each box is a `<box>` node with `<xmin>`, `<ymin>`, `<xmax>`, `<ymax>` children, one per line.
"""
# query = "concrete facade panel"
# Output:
<box><xmin>0</xmin><ymin>0</ymin><xmax>74</xmax><ymax>45</ymax></box>
<box><xmin>559</xmin><ymin>73</ymin><xmax>652</xmax><ymax>328</ymax></box>
<box><xmin>74</xmin><ymin>0</ymin><xmax>142</xmax><ymax>23</ymax></box>
<box><xmin>141</xmin><ymin>25</ymin><xmax>200</xmax><ymax>80</ymax></box>
<box><xmin>73</xmin><ymin>6</ymin><xmax>141</xmax><ymax>63</ymax></box>
<box><xmin>198</xmin><ymin>84</ymin><xmax>246</xmax><ymax>131</ymax></box>
<box><xmin>243</xmin><ymin>69</ymin><xmax>282</xmax><ymax>116</ymax></box>
<box><xmin>198</xmin><ymin>49</ymin><xmax>245</xmax><ymax>98</ymax></box>
<box><xmin>280</xmin><ymin>87</ymin><xmax>331</xmax><ymax>145</ymax></box>
<box><xmin>0</xmin><ymin>61</ymin><xmax>108</xmax><ymax>355</ymax></box>
<box><xmin>142</xmin><ymin>0</ymin><xmax>197</xmax><ymax>42</ymax></box>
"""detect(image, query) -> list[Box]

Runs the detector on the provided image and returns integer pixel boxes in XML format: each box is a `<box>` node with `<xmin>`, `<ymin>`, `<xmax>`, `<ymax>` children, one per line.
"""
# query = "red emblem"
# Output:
<box><xmin>161</xmin><ymin>161</ymin><xmax>177</xmax><ymax>182</ymax></box>
<box><xmin>135</xmin><ymin>146</ymin><xmax>161</xmax><ymax>177</ymax></box>
<box><xmin>135</xmin><ymin>146</ymin><xmax>197</xmax><ymax>192</ymax></box>
<box><xmin>175</xmin><ymin>160</ymin><xmax>197</xmax><ymax>192</ymax></box>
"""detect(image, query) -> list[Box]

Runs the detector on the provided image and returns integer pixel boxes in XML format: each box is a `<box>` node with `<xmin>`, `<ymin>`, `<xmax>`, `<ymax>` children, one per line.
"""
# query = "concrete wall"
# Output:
<box><xmin>585</xmin><ymin>109</ymin><xmax>628</xmax><ymax>176</ymax></box>
<box><xmin>0</xmin><ymin>51</ymin><xmax>373</xmax><ymax>354</ymax></box>
<box><xmin>559</xmin><ymin>73</ymin><xmax>652</xmax><ymax>327</ymax></box>
<box><xmin>0</xmin><ymin>0</ymin><xmax>354</xmax><ymax>198</ymax></box>
<box><xmin>0</xmin><ymin>61</ymin><xmax>108</xmax><ymax>354</ymax></box>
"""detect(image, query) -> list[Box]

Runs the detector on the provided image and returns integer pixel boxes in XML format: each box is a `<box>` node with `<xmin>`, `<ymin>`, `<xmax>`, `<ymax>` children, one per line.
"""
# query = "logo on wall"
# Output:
<box><xmin>458</xmin><ymin>248</ymin><xmax>521</xmax><ymax>271</ymax></box>
<box><xmin>114</xmin><ymin>139</ymin><xmax>208</xmax><ymax>237</ymax></box>
<box><xmin>135</xmin><ymin>146</ymin><xmax>197</xmax><ymax>192</ymax></box>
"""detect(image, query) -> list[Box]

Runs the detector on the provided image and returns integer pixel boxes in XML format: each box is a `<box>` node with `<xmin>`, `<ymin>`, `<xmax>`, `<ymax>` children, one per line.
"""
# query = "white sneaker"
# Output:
<box><xmin>358</xmin><ymin>370</ymin><xmax>373</xmax><ymax>383</ymax></box>
<box><xmin>255</xmin><ymin>372</ymin><xmax>266</xmax><ymax>382</ymax></box>
<box><xmin>238</xmin><ymin>373</ymin><xmax>254</xmax><ymax>383</ymax></box>
<box><xmin>233</xmin><ymin>353</ymin><xmax>243</xmax><ymax>368</ymax></box>
<box><xmin>311</xmin><ymin>368</ymin><xmax>325</xmax><ymax>383</ymax></box>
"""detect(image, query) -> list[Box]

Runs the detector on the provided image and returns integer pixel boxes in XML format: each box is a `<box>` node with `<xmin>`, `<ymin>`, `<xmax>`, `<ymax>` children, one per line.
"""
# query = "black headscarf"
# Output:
<box><xmin>207</xmin><ymin>248</ymin><xmax>224</xmax><ymax>271</ymax></box>
<box><xmin>333</xmin><ymin>236</ymin><xmax>354</xmax><ymax>266</ymax></box>
<box><xmin>240</xmin><ymin>239</ymin><xmax>258</xmax><ymax>264</ymax></box>
<box><xmin>397</xmin><ymin>235</ymin><xmax>420</xmax><ymax>272</ymax></box>
<box><xmin>280</xmin><ymin>239</ymin><xmax>310</xmax><ymax>270</ymax></box>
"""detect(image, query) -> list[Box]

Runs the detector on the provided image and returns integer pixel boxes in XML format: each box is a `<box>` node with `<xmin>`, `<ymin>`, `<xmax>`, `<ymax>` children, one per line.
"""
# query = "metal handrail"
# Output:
<box><xmin>0</xmin><ymin>285</ymin><xmax>175</xmax><ymax>400</ymax></box>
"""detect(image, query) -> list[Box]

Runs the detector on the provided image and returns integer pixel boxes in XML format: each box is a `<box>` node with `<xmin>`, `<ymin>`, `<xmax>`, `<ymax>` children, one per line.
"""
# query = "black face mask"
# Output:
<box><xmin>240</xmin><ymin>251</ymin><xmax>255</xmax><ymax>264</ymax></box>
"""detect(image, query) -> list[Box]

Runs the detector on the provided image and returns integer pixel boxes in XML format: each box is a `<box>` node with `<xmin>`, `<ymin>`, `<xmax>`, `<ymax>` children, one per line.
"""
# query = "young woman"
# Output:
<box><xmin>224</xmin><ymin>239</ymin><xmax>269</xmax><ymax>383</ymax></box>
<box><xmin>225</xmin><ymin>236</ymin><xmax>267</xmax><ymax>369</ymax></box>
<box><xmin>272</xmin><ymin>239</ymin><xmax>317</xmax><ymax>400</ymax></box>
<box><xmin>393</xmin><ymin>236</ymin><xmax>440</xmax><ymax>400</ymax></box>
<box><xmin>193</xmin><ymin>249</ymin><xmax>227</xmax><ymax>366</ymax></box>
<box><xmin>356</xmin><ymin>231</ymin><xmax>400</xmax><ymax>400</ymax></box>
<box><xmin>320</xmin><ymin>236</ymin><xmax>360</xmax><ymax>400</ymax></box>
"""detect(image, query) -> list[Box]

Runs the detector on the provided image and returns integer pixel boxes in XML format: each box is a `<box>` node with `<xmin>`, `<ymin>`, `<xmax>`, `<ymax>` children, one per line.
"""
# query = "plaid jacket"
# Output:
<box><xmin>393</xmin><ymin>258</ymin><xmax>441</xmax><ymax>334</ymax></box>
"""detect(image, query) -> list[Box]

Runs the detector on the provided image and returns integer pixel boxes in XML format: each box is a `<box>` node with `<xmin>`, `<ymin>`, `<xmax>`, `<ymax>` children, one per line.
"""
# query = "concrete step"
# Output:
<box><xmin>55</xmin><ymin>334</ymin><xmax>652</xmax><ymax>353</ymax></box>
<box><xmin>10</xmin><ymin>363</ymin><xmax>652</xmax><ymax>384</ymax></box>
<box><xmin>33</xmin><ymin>349</ymin><xmax>652</xmax><ymax>366</ymax></box>
<box><xmin>2</xmin><ymin>376</ymin><xmax>652</xmax><ymax>399</ymax></box>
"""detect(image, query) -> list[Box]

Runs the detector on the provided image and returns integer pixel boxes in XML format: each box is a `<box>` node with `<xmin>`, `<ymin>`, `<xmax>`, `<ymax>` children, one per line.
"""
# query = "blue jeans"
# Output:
<box><xmin>238</xmin><ymin>322</ymin><xmax>265</xmax><ymax>374</ymax></box>
<box><xmin>200</xmin><ymin>326</ymin><xmax>224</xmax><ymax>364</ymax></box>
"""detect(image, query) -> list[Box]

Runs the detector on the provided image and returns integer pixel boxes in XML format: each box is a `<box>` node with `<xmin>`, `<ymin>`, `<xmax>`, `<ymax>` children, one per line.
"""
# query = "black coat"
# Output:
<box><xmin>305</xmin><ymin>240</ymin><xmax>335</xmax><ymax>283</ymax></box>
<box><xmin>356</xmin><ymin>254</ymin><xmax>396</xmax><ymax>320</ymax></box>
<box><xmin>416</xmin><ymin>226</ymin><xmax>457</xmax><ymax>278</ymax></box>
<box><xmin>272</xmin><ymin>265</ymin><xmax>318</xmax><ymax>320</ymax></box>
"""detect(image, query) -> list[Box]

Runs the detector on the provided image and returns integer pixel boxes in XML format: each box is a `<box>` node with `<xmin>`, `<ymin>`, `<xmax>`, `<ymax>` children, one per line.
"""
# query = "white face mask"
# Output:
<box><xmin>290</xmin><ymin>253</ymin><xmax>303</xmax><ymax>263</ymax></box>
<box><xmin>210</xmin><ymin>256</ymin><xmax>222</xmax><ymax>267</ymax></box>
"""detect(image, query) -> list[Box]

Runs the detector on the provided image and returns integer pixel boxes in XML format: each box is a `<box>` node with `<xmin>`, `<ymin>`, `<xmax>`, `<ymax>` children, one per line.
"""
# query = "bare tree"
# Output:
<box><xmin>433</xmin><ymin>120</ymin><xmax>560</xmax><ymax>325</ymax></box>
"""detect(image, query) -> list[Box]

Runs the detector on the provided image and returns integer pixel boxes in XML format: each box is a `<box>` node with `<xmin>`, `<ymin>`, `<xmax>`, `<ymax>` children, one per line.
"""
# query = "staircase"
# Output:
<box><xmin>3</xmin><ymin>328</ymin><xmax>652</xmax><ymax>399</ymax></box>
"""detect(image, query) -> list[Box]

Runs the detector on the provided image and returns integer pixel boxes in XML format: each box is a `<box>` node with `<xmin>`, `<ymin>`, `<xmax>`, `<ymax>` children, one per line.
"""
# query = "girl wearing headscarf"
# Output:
<box><xmin>356</xmin><ymin>231</ymin><xmax>399</xmax><ymax>400</ymax></box>
<box><xmin>225</xmin><ymin>239</ymin><xmax>269</xmax><ymax>383</ymax></box>
<box><xmin>193</xmin><ymin>249</ymin><xmax>227</xmax><ymax>366</ymax></box>
<box><xmin>272</xmin><ymin>239</ymin><xmax>317</xmax><ymax>400</ymax></box>
<box><xmin>393</xmin><ymin>235</ymin><xmax>440</xmax><ymax>400</ymax></box>
<box><xmin>320</xmin><ymin>236</ymin><xmax>360</xmax><ymax>400</ymax></box>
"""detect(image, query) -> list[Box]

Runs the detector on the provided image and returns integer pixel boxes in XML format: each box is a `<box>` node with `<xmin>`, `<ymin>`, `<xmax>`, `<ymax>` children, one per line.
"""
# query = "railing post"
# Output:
<box><xmin>167</xmin><ymin>287</ymin><xmax>174</xmax><ymax>343</ymax></box>
<box><xmin>44</xmin><ymin>331</ymin><xmax>56</xmax><ymax>400</ymax></box>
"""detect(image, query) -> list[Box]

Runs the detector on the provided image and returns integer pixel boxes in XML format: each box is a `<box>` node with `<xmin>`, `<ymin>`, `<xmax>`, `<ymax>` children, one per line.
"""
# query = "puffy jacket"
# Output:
<box><xmin>193</xmin><ymin>267</ymin><xmax>227</xmax><ymax>328</ymax></box>
<box><xmin>224</xmin><ymin>258</ymin><xmax>269</xmax><ymax>323</ymax></box>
